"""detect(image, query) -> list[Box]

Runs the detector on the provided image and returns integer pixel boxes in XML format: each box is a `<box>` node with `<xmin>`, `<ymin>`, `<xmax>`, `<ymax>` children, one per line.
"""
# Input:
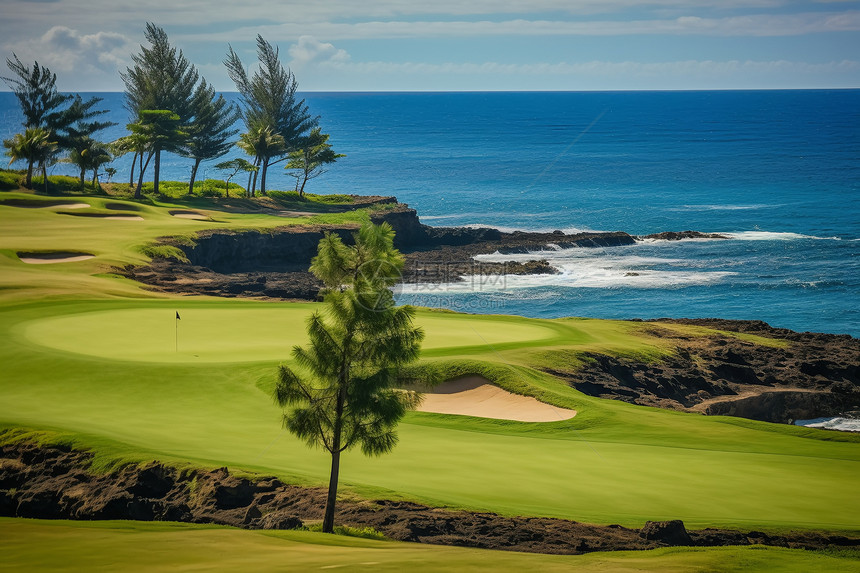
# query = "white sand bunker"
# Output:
<box><xmin>169</xmin><ymin>210</ymin><xmax>207</xmax><ymax>220</ymax></box>
<box><xmin>18</xmin><ymin>251</ymin><xmax>94</xmax><ymax>264</ymax></box>
<box><xmin>415</xmin><ymin>376</ymin><xmax>577</xmax><ymax>422</ymax></box>
<box><xmin>3</xmin><ymin>200</ymin><xmax>89</xmax><ymax>209</ymax></box>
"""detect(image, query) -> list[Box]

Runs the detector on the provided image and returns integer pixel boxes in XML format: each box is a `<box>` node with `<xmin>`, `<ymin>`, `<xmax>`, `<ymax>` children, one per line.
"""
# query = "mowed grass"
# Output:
<box><xmin>2</xmin><ymin>298</ymin><xmax>859</xmax><ymax>532</ymax></box>
<box><xmin>2</xmin><ymin>519</ymin><xmax>858</xmax><ymax>573</ymax></box>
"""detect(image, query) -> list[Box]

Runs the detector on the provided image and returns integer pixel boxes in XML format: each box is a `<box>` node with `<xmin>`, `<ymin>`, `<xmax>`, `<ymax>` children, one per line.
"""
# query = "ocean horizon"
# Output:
<box><xmin>2</xmin><ymin>89</ymin><xmax>858</xmax><ymax>336</ymax></box>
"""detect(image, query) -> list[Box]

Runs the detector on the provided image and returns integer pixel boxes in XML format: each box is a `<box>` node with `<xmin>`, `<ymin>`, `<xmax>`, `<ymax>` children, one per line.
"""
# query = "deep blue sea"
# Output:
<box><xmin>2</xmin><ymin>90</ymin><xmax>858</xmax><ymax>336</ymax></box>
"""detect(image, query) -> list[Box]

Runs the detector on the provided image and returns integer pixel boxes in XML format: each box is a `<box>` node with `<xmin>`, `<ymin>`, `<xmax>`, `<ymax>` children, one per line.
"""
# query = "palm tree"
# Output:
<box><xmin>3</xmin><ymin>127</ymin><xmax>56</xmax><ymax>189</ymax></box>
<box><xmin>286</xmin><ymin>128</ymin><xmax>345</xmax><ymax>197</ymax></box>
<box><xmin>236</xmin><ymin>122</ymin><xmax>285</xmax><ymax>196</ymax></box>
<box><xmin>275</xmin><ymin>222</ymin><xmax>424</xmax><ymax>534</ymax></box>
<box><xmin>111</xmin><ymin>132</ymin><xmax>149</xmax><ymax>188</ymax></box>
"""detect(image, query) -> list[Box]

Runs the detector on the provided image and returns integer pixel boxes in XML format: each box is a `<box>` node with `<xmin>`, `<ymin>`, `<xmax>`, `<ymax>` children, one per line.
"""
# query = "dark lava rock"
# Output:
<box><xmin>640</xmin><ymin>520</ymin><xmax>693</xmax><ymax>545</ymax></box>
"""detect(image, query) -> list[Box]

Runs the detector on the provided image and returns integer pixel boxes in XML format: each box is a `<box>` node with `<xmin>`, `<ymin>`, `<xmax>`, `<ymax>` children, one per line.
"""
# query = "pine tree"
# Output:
<box><xmin>225</xmin><ymin>35</ymin><xmax>318</xmax><ymax>195</ymax></box>
<box><xmin>275</xmin><ymin>222</ymin><xmax>424</xmax><ymax>534</ymax></box>
<box><xmin>183</xmin><ymin>79</ymin><xmax>240</xmax><ymax>195</ymax></box>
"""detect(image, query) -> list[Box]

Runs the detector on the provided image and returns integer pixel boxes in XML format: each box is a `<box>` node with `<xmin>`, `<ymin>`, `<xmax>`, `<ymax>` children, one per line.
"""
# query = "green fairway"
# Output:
<box><xmin>2</xmin><ymin>519</ymin><xmax>857</xmax><ymax>573</ymax></box>
<box><xmin>1</xmin><ymin>187</ymin><xmax>859</xmax><ymax>571</ymax></box>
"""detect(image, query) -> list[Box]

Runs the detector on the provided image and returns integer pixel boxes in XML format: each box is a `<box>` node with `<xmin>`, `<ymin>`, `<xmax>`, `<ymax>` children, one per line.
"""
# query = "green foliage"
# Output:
<box><xmin>138</xmin><ymin>243</ymin><xmax>190</xmax><ymax>262</ymax></box>
<box><xmin>267</xmin><ymin>190</ymin><xmax>353</xmax><ymax>205</ymax></box>
<box><xmin>0</xmin><ymin>169</ymin><xmax>22</xmax><ymax>190</ymax></box>
<box><xmin>3</xmin><ymin>127</ymin><xmax>56</xmax><ymax>189</ymax></box>
<box><xmin>140</xmin><ymin>178</ymin><xmax>242</xmax><ymax>199</ymax></box>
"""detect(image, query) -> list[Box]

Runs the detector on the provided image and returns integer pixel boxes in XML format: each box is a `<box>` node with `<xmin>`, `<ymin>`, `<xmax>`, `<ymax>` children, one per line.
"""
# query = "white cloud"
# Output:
<box><xmin>6</xmin><ymin>26</ymin><xmax>131</xmax><ymax>75</ymax></box>
<box><xmin>184</xmin><ymin>10</ymin><xmax>860</xmax><ymax>43</ymax></box>
<box><xmin>288</xmin><ymin>36</ymin><xmax>350</xmax><ymax>69</ymax></box>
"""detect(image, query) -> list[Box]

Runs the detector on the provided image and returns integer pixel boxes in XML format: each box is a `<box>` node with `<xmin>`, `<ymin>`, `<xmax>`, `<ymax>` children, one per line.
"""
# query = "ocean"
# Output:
<box><xmin>2</xmin><ymin>90</ymin><xmax>858</xmax><ymax>336</ymax></box>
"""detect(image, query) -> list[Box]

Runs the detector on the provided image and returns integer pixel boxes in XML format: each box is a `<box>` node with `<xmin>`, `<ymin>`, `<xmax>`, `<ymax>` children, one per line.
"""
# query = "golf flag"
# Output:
<box><xmin>176</xmin><ymin>311</ymin><xmax>181</xmax><ymax>320</ymax></box>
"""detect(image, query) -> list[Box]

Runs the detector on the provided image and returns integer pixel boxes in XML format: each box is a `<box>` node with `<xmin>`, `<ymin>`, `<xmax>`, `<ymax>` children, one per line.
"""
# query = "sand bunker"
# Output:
<box><xmin>415</xmin><ymin>376</ymin><xmax>577</xmax><ymax>422</ymax></box>
<box><xmin>62</xmin><ymin>213</ymin><xmax>144</xmax><ymax>221</ymax></box>
<box><xmin>18</xmin><ymin>251</ymin><xmax>94</xmax><ymax>264</ymax></box>
<box><xmin>169</xmin><ymin>210</ymin><xmax>208</xmax><ymax>220</ymax></box>
<box><xmin>1</xmin><ymin>199</ymin><xmax>89</xmax><ymax>209</ymax></box>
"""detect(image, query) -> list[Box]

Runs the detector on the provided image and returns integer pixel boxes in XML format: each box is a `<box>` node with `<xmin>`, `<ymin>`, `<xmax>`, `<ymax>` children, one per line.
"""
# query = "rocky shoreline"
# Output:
<box><xmin>124</xmin><ymin>201</ymin><xmax>725</xmax><ymax>299</ymax></box>
<box><xmin>2</xmin><ymin>441</ymin><xmax>857</xmax><ymax>555</ymax></box>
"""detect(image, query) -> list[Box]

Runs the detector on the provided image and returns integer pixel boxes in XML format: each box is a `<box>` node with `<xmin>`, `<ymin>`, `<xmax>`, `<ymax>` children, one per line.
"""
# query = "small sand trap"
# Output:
<box><xmin>169</xmin><ymin>210</ymin><xmax>208</xmax><ymax>220</ymax></box>
<box><xmin>2</xmin><ymin>199</ymin><xmax>90</xmax><ymax>209</ymax></box>
<box><xmin>415</xmin><ymin>376</ymin><xmax>577</xmax><ymax>422</ymax></box>
<box><xmin>62</xmin><ymin>213</ymin><xmax>144</xmax><ymax>221</ymax></box>
<box><xmin>18</xmin><ymin>251</ymin><xmax>95</xmax><ymax>264</ymax></box>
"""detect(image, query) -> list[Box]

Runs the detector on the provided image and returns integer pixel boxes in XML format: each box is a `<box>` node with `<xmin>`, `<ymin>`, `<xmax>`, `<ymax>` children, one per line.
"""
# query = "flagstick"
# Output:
<box><xmin>175</xmin><ymin>314</ymin><xmax>178</xmax><ymax>353</ymax></box>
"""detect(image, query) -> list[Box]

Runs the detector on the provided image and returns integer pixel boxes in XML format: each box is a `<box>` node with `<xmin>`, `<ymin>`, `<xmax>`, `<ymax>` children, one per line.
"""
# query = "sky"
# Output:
<box><xmin>1</xmin><ymin>0</ymin><xmax>859</xmax><ymax>92</ymax></box>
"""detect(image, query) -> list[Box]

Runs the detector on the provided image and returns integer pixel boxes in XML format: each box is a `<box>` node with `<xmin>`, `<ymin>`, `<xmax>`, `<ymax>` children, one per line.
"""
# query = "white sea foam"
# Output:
<box><xmin>461</xmin><ymin>223</ymin><xmax>602</xmax><ymax>234</ymax></box>
<box><xmin>724</xmin><ymin>231</ymin><xmax>841</xmax><ymax>241</ymax></box>
<box><xmin>414</xmin><ymin>247</ymin><xmax>735</xmax><ymax>292</ymax></box>
<box><xmin>794</xmin><ymin>417</ymin><xmax>860</xmax><ymax>433</ymax></box>
<box><xmin>669</xmin><ymin>204</ymin><xmax>776</xmax><ymax>211</ymax></box>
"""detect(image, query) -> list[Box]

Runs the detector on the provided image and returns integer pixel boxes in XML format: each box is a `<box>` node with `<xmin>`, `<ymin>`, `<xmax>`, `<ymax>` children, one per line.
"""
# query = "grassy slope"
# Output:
<box><xmin>1</xmin><ymin>185</ymin><xmax>859</xmax><ymax>568</ymax></box>
<box><xmin>2</xmin><ymin>519</ymin><xmax>858</xmax><ymax>573</ymax></box>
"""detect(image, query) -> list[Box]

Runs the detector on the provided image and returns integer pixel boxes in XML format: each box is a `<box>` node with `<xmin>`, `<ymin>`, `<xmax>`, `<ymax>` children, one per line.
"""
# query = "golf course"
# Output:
<box><xmin>1</xmin><ymin>185</ymin><xmax>858</xmax><ymax>571</ymax></box>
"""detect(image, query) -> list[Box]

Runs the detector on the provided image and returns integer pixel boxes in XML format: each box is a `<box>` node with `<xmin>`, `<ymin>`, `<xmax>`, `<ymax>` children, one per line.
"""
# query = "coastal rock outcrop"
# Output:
<box><xmin>556</xmin><ymin>318</ymin><xmax>860</xmax><ymax>424</ymax></box>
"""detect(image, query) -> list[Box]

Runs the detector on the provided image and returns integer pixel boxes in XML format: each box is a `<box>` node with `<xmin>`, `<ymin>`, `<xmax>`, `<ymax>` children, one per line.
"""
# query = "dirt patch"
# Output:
<box><xmin>415</xmin><ymin>376</ymin><xmax>576</xmax><ymax>422</ymax></box>
<box><xmin>1</xmin><ymin>441</ymin><xmax>856</xmax><ymax>555</ymax></box>
<box><xmin>17</xmin><ymin>251</ymin><xmax>95</xmax><ymax>264</ymax></box>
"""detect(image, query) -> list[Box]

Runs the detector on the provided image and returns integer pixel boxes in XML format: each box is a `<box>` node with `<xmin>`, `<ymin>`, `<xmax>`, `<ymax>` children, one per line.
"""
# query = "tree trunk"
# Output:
<box><xmin>91</xmin><ymin>169</ymin><xmax>99</xmax><ymax>190</ymax></box>
<box><xmin>42</xmin><ymin>163</ymin><xmax>48</xmax><ymax>194</ymax></box>
<box><xmin>225</xmin><ymin>175</ymin><xmax>231</xmax><ymax>198</ymax></box>
<box><xmin>250</xmin><ymin>161</ymin><xmax>259</xmax><ymax>197</ymax></box>
<box><xmin>323</xmin><ymin>381</ymin><xmax>347</xmax><ymax>534</ymax></box>
<box><xmin>129</xmin><ymin>152</ymin><xmax>137</xmax><ymax>186</ymax></box>
<box><xmin>135</xmin><ymin>152</ymin><xmax>153</xmax><ymax>199</ymax></box>
<box><xmin>260</xmin><ymin>159</ymin><xmax>268</xmax><ymax>196</ymax></box>
<box><xmin>153</xmin><ymin>148</ymin><xmax>161</xmax><ymax>195</ymax></box>
<box><xmin>322</xmin><ymin>448</ymin><xmax>341</xmax><ymax>533</ymax></box>
<box><xmin>79</xmin><ymin>167</ymin><xmax>86</xmax><ymax>190</ymax></box>
<box><xmin>299</xmin><ymin>172</ymin><xmax>309</xmax><ymax>197</ymax></box>
<box><xmin>188</xmin><ymin>159</ymin><xmax>201</xmax><ymax>196</ymax></box>
<box><xmin>25</xmin><ymin>161</ymin><xmax>33</xmax><ymax>189</ymax></box>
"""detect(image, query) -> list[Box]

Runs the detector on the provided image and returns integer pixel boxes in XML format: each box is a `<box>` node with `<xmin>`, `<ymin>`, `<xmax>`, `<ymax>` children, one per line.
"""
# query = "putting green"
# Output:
<box><xmin>18</xmin><ymin>303</ymin><xmax>560</xmax><ymax>363</ymax></box>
